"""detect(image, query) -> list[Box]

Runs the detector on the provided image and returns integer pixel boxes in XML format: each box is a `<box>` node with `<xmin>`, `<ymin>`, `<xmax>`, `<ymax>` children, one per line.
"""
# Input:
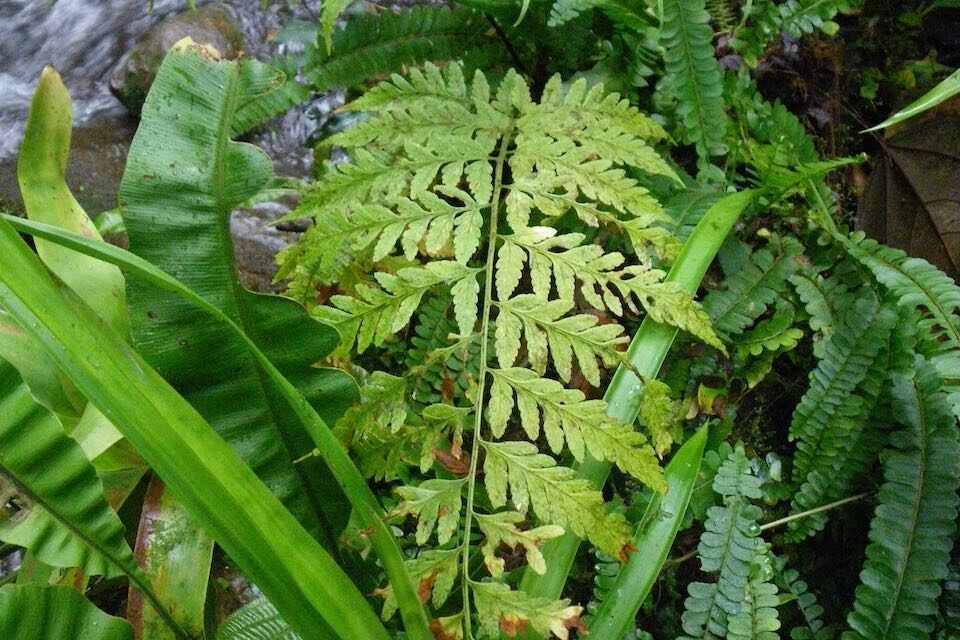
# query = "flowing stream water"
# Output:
<box><xmin>0</xmin><ymin>0</ymin><xmax>334</xmax><ymax>291</ymax></box>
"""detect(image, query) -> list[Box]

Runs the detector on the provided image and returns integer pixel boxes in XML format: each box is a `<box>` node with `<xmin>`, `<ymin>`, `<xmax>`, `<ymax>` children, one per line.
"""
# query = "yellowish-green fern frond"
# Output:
<box><xmin>282</xmin><ymin>61</ymin><xmax>714</xmax><ymax>637</ymax></box>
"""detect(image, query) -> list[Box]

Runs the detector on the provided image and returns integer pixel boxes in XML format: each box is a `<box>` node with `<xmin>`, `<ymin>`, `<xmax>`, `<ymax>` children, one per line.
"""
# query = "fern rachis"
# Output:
<box><xmin>282</xmin><ymin>62</ymin><xmax>720</xmax><ymax>637</ymax></box>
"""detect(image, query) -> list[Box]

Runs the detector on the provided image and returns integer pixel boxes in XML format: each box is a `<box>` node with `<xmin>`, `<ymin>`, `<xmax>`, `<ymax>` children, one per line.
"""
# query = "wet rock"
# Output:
<box><xmin>110</xmin><ymin>5</ymin><xmax>242</xmax><ymax>115</ymax></box>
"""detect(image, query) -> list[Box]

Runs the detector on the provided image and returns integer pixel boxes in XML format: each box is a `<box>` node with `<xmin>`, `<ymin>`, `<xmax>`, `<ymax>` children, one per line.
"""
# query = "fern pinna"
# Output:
<box><xmin>280</xmin><ymin>62</ymin><xmax>719</xmax><ymax>637</ymax></box>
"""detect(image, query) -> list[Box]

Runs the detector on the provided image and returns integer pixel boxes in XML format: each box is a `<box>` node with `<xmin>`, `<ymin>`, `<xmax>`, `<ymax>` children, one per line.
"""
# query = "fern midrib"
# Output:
<box><xmin>461</xmin><ymin>119</ymin><xmax>515</xmax><ymax>640</ymax></box>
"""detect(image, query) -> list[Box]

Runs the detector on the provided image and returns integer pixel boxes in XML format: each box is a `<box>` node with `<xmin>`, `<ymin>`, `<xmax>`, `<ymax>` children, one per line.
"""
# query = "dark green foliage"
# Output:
<box><xmin>731</xmin><ymin>0</ymin><xmax>864</xmax><ymax>68</ymax></box>
<box><xmin>785</xmin><ymin>291</ymin><xmax>897</xmax><ymax>542</ymax></box>
<box><xmin>775</xmin><ymin>558</ymin><xmax>831</xmax><ymax>640</ymax></box>
<box><xmin>703</xmin><ymin>235</ymin><xmax>803</xmax><ymax>341</ymax></box>
<box><xmin>844</xmin><ymin>362</ymin><xmax>960</xmax><ymax>640</ymax></box>
<box><xmin>306</xmin><ymin>7</ymin><xmax>502</xmax><ymax>93</ymax></box>
<box><xmin>658</xmin><ymin>0</ymin><xmax>728</xmax><ymax>174</ymax></box>
<box><xmin>680</xmin><ymin>446</ymin><xmax>775</xmax><ymax>639</ymax></box>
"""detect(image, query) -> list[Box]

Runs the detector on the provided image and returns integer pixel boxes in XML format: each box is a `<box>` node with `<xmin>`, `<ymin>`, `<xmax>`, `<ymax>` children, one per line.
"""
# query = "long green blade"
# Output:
<box><xmin>0</xmin><ymin>584</ymin><xmax>132</xmax><ymax>640</ymax></box>
<box><xmin>0</xmin><ymin>218</ymin><xmax>390</xmax><ymax>640</ymax></box>
<box><xmin>1</xmin><ymin>214</ymin><xmax>432</xmax><ymax>640</ymax></box>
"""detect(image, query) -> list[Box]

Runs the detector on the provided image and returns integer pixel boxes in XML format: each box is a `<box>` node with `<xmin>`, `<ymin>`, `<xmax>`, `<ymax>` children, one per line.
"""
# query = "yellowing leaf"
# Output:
<box><xmin>392</xmin><ymin>478</ymin><xmax>466</xmax><ymax>545</ymax></box>
<box><xmin>475</xmin><ymin>511</ymin><xmax>563</xmax><ymax>577</ymax></box>
<box><xmin>471</xmin><ymin>581</ymin><xmax>583</xmax><ymax>640</ymax></box>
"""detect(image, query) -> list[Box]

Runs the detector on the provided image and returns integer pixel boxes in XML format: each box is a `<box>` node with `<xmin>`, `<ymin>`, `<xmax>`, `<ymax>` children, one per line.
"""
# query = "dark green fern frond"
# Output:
<box><xmin>308</xmin><ymin>6</ymin><xmax>502</xmax><ymax>93</ymax></box>
<box><xmin>786</xmin><ymin>292</ymin><xmax>897</xmax><ymax>542</ymax></box>
<box><xmin>680</xmin><ymin>445</ymin><xmax>769</xmax><ymax>640</ymax></box>
<box><xmin>845</xmin><ymin>360</ymin><xmax>960</xmax><ymax>640</ymax></box>
<box><xmin>703</xmin><ymin>235</ymin><xmax>803</xmax><ymax>341</ymax></box>
<box><xmin>941</xmin><ymin>552</ymin><xmax>960</xmax><ymax>637</ymax></box>
<box><xmin>731</xmin><ymin>0</ymin><xmax>863</xmax><ymax>68</ymax></box>
<box><xmin>705</xmin><ymin>0</ymin><xmax>736</xmax><ymax>32</ymax></box>
<box><xmin>658</xmin><ymin>0</ymin><xmax>729</xmax><ymax>175</ymax></box>
<box><xmin>774</xmin><ymin>558</ymin><xmax>830</xmax><ymax>640</ymax></box>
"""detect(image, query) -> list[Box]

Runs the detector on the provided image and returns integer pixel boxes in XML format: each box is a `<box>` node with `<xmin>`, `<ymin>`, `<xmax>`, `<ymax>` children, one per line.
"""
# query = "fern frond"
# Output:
<box><xmin>471</xmin><ymin>581</ymin><xmax>583</xmax><ymax>640</ymax></box>
<box><xmin>638</xmin><ymin>377</ymin><xmax>680</xmax><ymax>456</ymax></box>
<box><xmin>680</xmin><ymin>445</ymin><xmax>768</xmax><ymax>640</ymax></box>
<box><xmin>216</xmin><ymin>598</ymin><xmax>297</xmax><ymax>640</ymax></box>
<box><xmin>703</xmin><ymin>236</ymin><xmax>804</xmax><ymax>340</ymax></box>
<box><xmin>774</xmin><ymin>559</ymin><xmax>829</xmax><ymax>640</ymax></box>
<box><xmin>320</xmin><ymin>0</ymin><xmax>353</xmax><ymax>53</ymax></box>
<box><xmin>726</xmin><ymin>550</ymin><xmax>781</xmax><ymax>640</ymax></box>
<box><xmin>308</xmin><ymin>7</ymin><xmax>500</xmax><ymax>92</ymax></box>
<box><xmin>736</xmin><ymin>302</ymin><xmax>804</xmax><ymax>357</ymax></box>
<box><xmin>785</xmin><ymin>298</ymin><xmax>903</xmax><ymax>541</ymax></box>
<box><xmin>475</xmin><ymin>511</ymin><xmax>564</xmax><ymax>577</ymax></box>
<box><xmin>788</xmin><ymin>292</ymin><xmax>896</xmax><ymax>487</ymax></box>
<box><xmin>498</xmin><ymin>227</ymin><xmax>721</xmax><ymax>348</ymax></box>
<box><xmin>845</xmin><ymin>361</ymin><xmax>960</xmax><ymax>640</ymax></box>
<box><xmin>487</xmin><ymin>368</ymin><xmax>664</xmax><ymax>489</ymax></box>
<box><xmin>659</xmin><ymin>0</ymin><xmax>729</xmax><ymax>170</ymax></box>
<box><xmin>316</xmin><ymin>261</ymin><xmax>480</xmax><ymax>352</ymax></box>
<box><xmin>548</xmin><ymin>0</ymin><xmax>604</xmax><ymax>26</ymax></box>
<box><xmin>393</xmin><ymin>478</ymin><xmax>467</xmax><ymax>545</ymax></box>
<box><xmin>404</xmin><ymin>295</ymin><xmax>477</xmax><ymax>404</ymax></box>
<box><xmin>336</xmin><ymin>371</ymin><xmax>408</xmax><ymax>444</ymax></box>
<box><xmin>481</xmin><ymin>440</ymin><xmax>634</xmax><ymax>558</ymax></box>
<box><xmin>841</xmin><ymin>235</ymin><xmax>960</xmax><ymax>357</ymax></box>
<box><xmin>494</xmin><ymin>294</ymin><xmax>628</xmax><ymax>385</ymax></box>
<box><xmin>379</xmin><ymin>549</ymin><xmax>459</xmax><ymax>621</ymax></box>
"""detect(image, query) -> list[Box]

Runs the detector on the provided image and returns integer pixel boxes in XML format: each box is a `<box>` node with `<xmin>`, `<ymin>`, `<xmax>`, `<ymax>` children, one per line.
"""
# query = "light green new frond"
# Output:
<box><xmin>320</xmin><ymin>0</ymin><xmax>353</xmax><ymax>52</ymax></box>
<box><xmin>495</xmin><ymin>294</ymin><xmax>628</xmax><ymax>385</ymax></box>
<box><xmin>316</xmin><ymin>261</ymin><xmax>479</xmax><ymax>352</ymax></box>
<box><xmin>475</xmin><ymin>511</ymin><xmax>564</xmax><ymax>577</ymax></box>
<box><xmin>379</xmin><ymin>549</ymin><xmax>459</xmax><ymax>621</ymax></box>
<box><xmin>392</xmin><ymin>478</ymin><xmax>467</xmax><ymax>545</ymax></box>
<box><xmin>481</xmin><ymin>440</ymin><xmax>633</xmax><ymax>558</ymax></box>
<box><xmin>487</xmin><ymin>368</ymin><xmax>664</xmax><ymax>489</ymax></box>
<box><xmin>471</xmin><ymin>581</ymin><xmax>583</xmax><ymax>640</ymax></box>
<box><xmin>736</xmin><ymin>303</ymin><xmax>804</xmax><ymax>358</ymax></box>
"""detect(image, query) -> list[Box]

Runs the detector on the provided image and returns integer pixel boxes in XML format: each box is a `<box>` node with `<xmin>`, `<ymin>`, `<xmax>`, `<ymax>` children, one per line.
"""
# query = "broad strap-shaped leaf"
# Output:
<box><xmin>487</xmin><ymin>368</ymin><xmax>664</xmax><ymax>490</ymax></box>
<box><xmin>0</xmin><ymin>361</ymin><xmax>138</xmax><ymax>581</ymax></box>
<box><xmin>0</xmin><ymin>584</ymin><xmax>131</xmax><ymax>640</ymax></box>
<box><xmin>126</xmin><ymin>476</ymin><xmax>213</xmax><ymax>640</ymax></box>
<box><xmin>118</xmin><ymin>41</ymin><xmax>358</xmax><ymax>545</ymax></box>
<box><xmin>392</xmin><ymin>478</ymin><xmax>467</xmax><ymax>545</ymax></box>
<box><xmin>481</xmin><ymin>440</ymin><xmax>632</xmax><ymax>559</ymax></box>
<box><xmin>0</xmin><ymin>217</ymin><xmax>392</xmax><ymax>640</ymax></box>
<box><xmin>471</xmin><ymin>581</ymin><xmax>583</xmax><ymax>640</ymax></box>
<box><xmin>16</xmin><ymin>66</ymin><xmax>126</xmax><ymax>335</ymax></box>
<box><xmin>475</xmin><ymin>511</ymin><xmax>563</xmax><ymax>578</ymax></box>
<box><xmin>845</xmin><ymin>362</ymin><xmax>960</xmax><ymax>640</ymax></box>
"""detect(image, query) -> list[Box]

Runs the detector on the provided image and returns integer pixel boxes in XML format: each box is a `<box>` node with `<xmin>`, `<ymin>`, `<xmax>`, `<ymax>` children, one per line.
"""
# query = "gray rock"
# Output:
<box><xmin>110</xmin><ymin>4</ymin><xmax>242</xmax><ymax>115</ymax></box>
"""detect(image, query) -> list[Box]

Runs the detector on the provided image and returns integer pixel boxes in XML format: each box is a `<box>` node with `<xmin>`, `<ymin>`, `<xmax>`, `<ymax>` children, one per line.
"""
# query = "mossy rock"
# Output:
<box><xmin>110</xmin><ymin>5</ymin><xmax>242</xmax><ymax>116</ymax></box>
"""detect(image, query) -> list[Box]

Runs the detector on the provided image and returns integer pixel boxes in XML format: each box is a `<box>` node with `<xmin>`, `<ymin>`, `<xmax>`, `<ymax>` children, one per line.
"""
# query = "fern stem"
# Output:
<box><xmin>461</xmin><ymin>122</ymin><xmax>515</xmax><ymax>640</ymax></box>
<box><xmin>760</xmin><ymin>491</ymin><xmax>872</xmax><ymax>532</ymax></box>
